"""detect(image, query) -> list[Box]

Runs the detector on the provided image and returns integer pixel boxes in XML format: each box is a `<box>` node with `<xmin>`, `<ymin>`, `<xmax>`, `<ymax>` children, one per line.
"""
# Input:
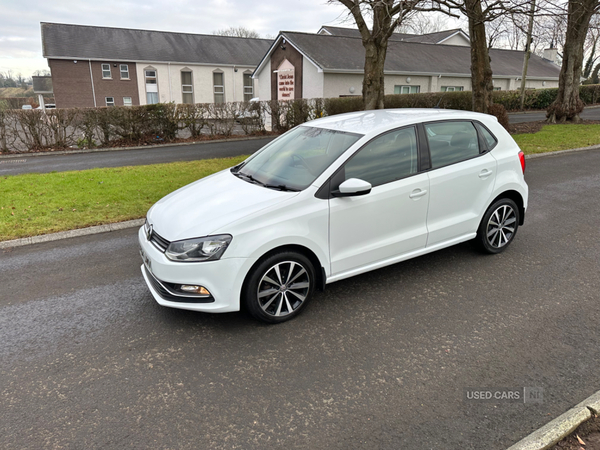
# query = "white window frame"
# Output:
<box><xmin>101</xmin><ymin>63</ymin><xmax>112</xmax><ymax>79</ymax></box>
<box><xmin>181</xmin><ymin>70</ymin><xmax>194</xmax><ymax>104</ymax></box>
<box><xmin>213</xmin><ymin>71</ymin><xmax>225</xmax><ymax>104</ymax></box>
<box><xmin>120</xmin><ymin>64</ymin><xmax>129</xmax><ymax>79</ymax></box>
<box><xmin>145</xmin><ymin>68</ymin><xmax>159</xmax><ymax>105</ymax></box>
<box><xmin>105</xmin><ymin>97</ymin><xmax>115</xmax><ymax>107</ymax></box>
<box><xmin>441</xmin><ymin>86</ymin><xmax>465</xmax><ymax>92</ymax></box>
<box><xmin>394</xmin><ymin>85</ymin><xmax>420</xmax><ymax>95</ymax></box>
<box><xmin>123</xmin><ymin>97</ymin><xmax>132</xmax><ymax>107</ymax></box>
<box><xmin>145</xmin><ymin>70</ymin><xmax>157</xmax><ymax>84</ymax></box>
<box><xmin>243</xmin><ymin>72</ymin><xmax>254</xmax><ymax>102</ymax></box>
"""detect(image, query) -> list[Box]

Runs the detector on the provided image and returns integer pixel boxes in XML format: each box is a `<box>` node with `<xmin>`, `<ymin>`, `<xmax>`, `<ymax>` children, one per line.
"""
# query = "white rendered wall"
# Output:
<box><xmin>302</xmin><ymin>58</ymin><xmax>324</xmax><ymax>99</ymax></box>
<box><xmin>255</xmin><ymin>59</ymin><xmax>271</xmax><ymax>101</ymax></box>
<box><xmin>385</xmin><ymin>75</ymin><xmax>431</xmax><ymax>94</ymax></box>
<box><xmin>136</xmin><ymin>63</ymin><xmax>256</xmax><ymax>104</ymax></box>
<box><xmin>440</xmin><ymin>34</ymin><xmax>470</xmax><ymax>46</ymax></box>
<box><xmin>323</xmin><ymin>73</ymin><xmax>363</xmax><ymax>98</ymax></box>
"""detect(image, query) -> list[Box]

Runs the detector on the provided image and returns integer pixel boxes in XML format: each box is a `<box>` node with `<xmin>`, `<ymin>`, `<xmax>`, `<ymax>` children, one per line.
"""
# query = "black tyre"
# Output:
<box><xmin>243</xmin><ymin>252</ymin><xmax>316</xmax><ymax>324</ymax></box>
<box><xmin>476</xmin><ymin>198</ymin><xmax>520</xmax><ymax>254</ymax></box>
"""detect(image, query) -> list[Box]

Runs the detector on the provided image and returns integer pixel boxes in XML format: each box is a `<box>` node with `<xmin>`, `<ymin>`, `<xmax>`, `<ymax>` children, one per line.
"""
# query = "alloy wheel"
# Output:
<box><xmin>257</xmin><ymin>261</ymin><xmax>310</xmax><ymax>317</ymax></box>
<box><xmin>486</xmin><ymin>204</ymin><xmax>517</xmax><ymax>248</ymax></box>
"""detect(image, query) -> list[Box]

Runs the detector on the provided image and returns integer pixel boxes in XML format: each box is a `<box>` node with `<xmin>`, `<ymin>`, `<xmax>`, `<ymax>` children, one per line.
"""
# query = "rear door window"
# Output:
<box><xmin>424</xmin><ymin>121</ymin><xmax>480</xmax><ymax>169</ymax></box>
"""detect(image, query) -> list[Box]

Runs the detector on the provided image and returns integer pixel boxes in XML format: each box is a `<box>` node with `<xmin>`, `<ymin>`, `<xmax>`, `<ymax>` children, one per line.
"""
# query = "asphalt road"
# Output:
<box><xmin>1</xmin><ymin>149</ymin><xmax>600</xmax><ymax>449</ymax></box>
<box><xmin>0</xmin><ymin>137</ymin><xmax>275</xmax><ymax>176</ymax></box>
<box><xmin>508</xmin><ymin>105</ymin><xmax>600</xmax><ymax>123</ymax></box>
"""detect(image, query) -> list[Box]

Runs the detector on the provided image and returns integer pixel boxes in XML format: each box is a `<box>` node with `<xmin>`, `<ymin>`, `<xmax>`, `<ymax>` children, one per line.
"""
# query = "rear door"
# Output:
<box><xmin>423</xmin><ymin>120</ymin><xmax>497</xmax><ymax>247</ymax></box>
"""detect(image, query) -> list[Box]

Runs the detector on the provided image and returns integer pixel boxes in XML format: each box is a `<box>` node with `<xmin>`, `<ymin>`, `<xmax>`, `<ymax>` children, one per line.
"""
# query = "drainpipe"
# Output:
<box><xmin>233</xmin><ymin>66</ymin><xmax>236</xmax><ymax>102</ymax></box>
<box><xmin>168</xmin><ymin>62</ymin><xmax>172</xmax><ymax>102</ymax></box>
<box><xmin>88</xmin><ymin>59</ymin><xmax>97</xmax><ymax>107</ymax></box>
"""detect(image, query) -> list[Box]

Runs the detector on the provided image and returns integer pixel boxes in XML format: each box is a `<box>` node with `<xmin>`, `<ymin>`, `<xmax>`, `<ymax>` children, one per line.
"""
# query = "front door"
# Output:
<box><xmin>328</xmin><ymin>126</ymin><xmax>430</xmax><ymax>276</ymax></box>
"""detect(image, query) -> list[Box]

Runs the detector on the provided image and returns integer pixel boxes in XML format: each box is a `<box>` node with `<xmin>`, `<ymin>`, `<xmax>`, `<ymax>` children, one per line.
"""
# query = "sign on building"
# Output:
<box><xmin>277</xmin><ymin>59</ymin><xmax>295</xmax><ymax>100</ymax></box>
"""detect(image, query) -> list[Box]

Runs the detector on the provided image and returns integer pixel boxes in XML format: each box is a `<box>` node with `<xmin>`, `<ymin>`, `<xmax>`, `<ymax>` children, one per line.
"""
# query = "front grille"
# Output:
<box><xmin>149</xmin><ymin>230</ymin><xmax>170</xmax><ymax>253</ymax></box>
<box><xmin>143</xmin><ymin>266</ymin><xmax>214</xmax><ymax>304</ymax></box>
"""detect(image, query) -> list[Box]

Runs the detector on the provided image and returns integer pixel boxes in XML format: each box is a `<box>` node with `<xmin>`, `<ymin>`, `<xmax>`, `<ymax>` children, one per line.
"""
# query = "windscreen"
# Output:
<box><xmin>233</xmin><ymin>126</ymin><xmax>362</xmax><ymax>191</ymax></box>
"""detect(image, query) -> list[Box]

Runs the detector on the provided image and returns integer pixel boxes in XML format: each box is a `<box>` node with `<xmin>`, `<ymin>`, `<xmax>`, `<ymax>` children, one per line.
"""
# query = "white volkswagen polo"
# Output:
<box><xmin>139</xmin><ymin>109</ymin><xmax>528</xmax><ymax>323</ymax></box>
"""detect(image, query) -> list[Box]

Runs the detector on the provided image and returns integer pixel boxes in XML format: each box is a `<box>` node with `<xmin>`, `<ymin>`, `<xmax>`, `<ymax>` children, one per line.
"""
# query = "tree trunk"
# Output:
<box><xmin>465</xmin><ymin>0</ymin><xmax>494</xmax><ymax>113</ymax></box>
<box><xmin>520</xmin><ymin>0</ymin><xmax>536</xmax><ymax>110</ymax></box>
<box><xmin>362</xmin><ymin>40</ymin><xmax>388</xmax><ymax>110</ymax></box>
<box><xmin>547</xmin><ymin>0</ymin><xmax>599</xmax><ymax>123</ymax></box>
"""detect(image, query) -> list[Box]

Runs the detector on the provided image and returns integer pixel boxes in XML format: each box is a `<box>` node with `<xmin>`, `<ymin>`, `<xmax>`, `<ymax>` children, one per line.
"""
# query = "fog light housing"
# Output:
<box><xmin>180</xmin><ymin>285</ymin><xmax>211</xmax><ymax>296</ymax></box>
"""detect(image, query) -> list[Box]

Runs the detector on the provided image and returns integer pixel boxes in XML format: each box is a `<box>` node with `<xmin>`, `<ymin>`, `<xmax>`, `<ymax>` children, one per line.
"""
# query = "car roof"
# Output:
<box><xmin>304</xmin><ymin>108</ymin><xmax>496</xmax><ymax>136</ymax></box>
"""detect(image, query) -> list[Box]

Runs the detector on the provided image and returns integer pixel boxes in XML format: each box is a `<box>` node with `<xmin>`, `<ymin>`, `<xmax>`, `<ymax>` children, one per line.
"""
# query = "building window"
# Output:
<box><xmin>181</xmin><ymin>71</ymin><xmax>194</xmax><ymax>104</ymax></box>
<box><xmin>123</xmin><ymin>97</ymin><xmax>132</xmax><ymax>107</ymax></box>
<box><xmin>105</xmin><ymin>97</ymin><xmax>115</xmax><ymax>107</ymax></box>
<box><xmin>102</xmin><ymin>64</ymin><xmax>111</xmax><ymax>79</ymax></box>
<box><xmin>243</xmin><ymin>72</ymin><xmax>254</xmax><ymax>102</ymax></box>
<box><xmin>145</xmin><ymin>69</ymin><xmax>158</xmax><ymax>104</ymax></box>
<box><xmin>120</xmin><ymin>64</ymin><xmax>129</xmax><ymax>79</ymax></box>
<box><xmin>213</xmin><ymin>71</ymin><xmax>224</xmax><ymax>104</ymax></box>
<box><xmin>493</xmin><ymin>87</ymin><xmax>501</xmax><ymax>91</ymax></box>
<box><xmin>394</xmin><ymin>85</ymin><xmax>420</xmax><ymax>94</ymax></box>
<box><xmin>441</xmin><ymin>86</ymin><xmax>465</xmax><ymax>92</ymax></box>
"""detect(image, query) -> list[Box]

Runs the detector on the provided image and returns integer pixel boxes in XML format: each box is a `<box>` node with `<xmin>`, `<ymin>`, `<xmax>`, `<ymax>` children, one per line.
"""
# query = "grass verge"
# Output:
<box><xmin>513</xmin><ymin>124</ymin><xmax>600</xmax><ymax>154</ymax></box>
<box><xmin>0</xmin><ymin>156</ymin><xmax>246</xmax><ymax>241</ymax></box>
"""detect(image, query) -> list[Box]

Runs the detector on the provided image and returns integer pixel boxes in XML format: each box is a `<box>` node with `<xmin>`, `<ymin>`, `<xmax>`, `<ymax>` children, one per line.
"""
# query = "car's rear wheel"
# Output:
<box><xmin>477</xmin><ymin>198</ymin><xmax>520</xmax><ymax>254</ymax></box>
<box><xmin>243</xmin><ymin>252</ymin><xmax>315</xmax><ymax>323</ymax></box>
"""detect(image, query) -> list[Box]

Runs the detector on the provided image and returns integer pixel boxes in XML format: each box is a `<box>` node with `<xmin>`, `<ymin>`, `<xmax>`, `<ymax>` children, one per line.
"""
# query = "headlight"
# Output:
<box><xmin>165</xmin><ymin>235</ymin><xmax>232</xmax><ymax>262</ymax></box>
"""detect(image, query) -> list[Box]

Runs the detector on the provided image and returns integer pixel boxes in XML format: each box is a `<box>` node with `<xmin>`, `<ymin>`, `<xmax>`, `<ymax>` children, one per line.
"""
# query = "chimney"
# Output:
<box><xmin>543</xmin><ymin>43</ymin><xmax>559</xmax><ymax>64</ymax></box>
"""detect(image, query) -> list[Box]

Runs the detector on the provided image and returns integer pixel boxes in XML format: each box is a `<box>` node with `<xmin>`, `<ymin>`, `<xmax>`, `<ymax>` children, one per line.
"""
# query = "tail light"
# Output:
<box><xmin>518</xmin><ymin>151</ymin><xmax>526</xmax><ymax>174</ymax></box>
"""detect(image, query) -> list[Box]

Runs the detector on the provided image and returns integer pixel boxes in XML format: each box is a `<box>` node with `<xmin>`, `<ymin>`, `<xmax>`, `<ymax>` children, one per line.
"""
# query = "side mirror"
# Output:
<box><xmin>332</xmin><ymin>178</ymin><xmax>372</xmax><ymax>197</ymax></box>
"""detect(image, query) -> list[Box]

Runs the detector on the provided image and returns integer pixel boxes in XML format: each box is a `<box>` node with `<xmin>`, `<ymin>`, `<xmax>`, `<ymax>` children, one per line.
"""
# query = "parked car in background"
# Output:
<box><xmin>139</xmin><ymin>109</ymin><xmax>528</xmax><ymax>323</ymax></box>
<box><xmin>21</xmin><ymin>104</ymin><xmax>32</xmax><ymax>110</ymax></box>
<box><xmin>36</xmin><ymin>104</ymin><xmax>56</xmax><ymax>109</ymax></box>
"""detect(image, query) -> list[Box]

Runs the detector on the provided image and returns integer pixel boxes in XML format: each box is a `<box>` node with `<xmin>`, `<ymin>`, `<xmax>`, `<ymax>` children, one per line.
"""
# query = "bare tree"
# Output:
<box><xmin>212</xmin><ymin>26</ymin><xmax>261</xmax><ymax>38</ymax></box>
<box><xmin>485</xmin><ymin>15</ymin><xmax>512</xmax><ymax>49</ymax></box>
<box><xmin>397</xmin><ymin>11</ymin><xmax>451</xmax><ymax>34</ymax></box>
<box><xmin>330</xmin><ymin>0</ymin><xmax>429</xmax><ymax>109</ymax></box>
<box><xmin>547</xmin><ymin>0</ymin><xmax>600</xmax><ymax>123</ymax></box>
<box><xmin>433</xmin><ymin>0</ymin><xmax>528</xmax><ymax>113</ymax></box>
<box><xmin>519</xmin><ymin>0</ymin><xmax>536</xmax><ymax>110</ymax></box>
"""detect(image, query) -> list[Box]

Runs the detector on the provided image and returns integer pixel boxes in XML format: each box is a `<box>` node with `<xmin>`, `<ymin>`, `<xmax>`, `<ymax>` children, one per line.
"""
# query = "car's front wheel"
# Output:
<box><xmin>477</xmin><ymin>198</ymin><xmax>520</xmax><ymax>254</ymax></box>
<box><xmin>243</xmin><ymin>252</ymin><xmax>316</xmax><ymax>323</ymax></box>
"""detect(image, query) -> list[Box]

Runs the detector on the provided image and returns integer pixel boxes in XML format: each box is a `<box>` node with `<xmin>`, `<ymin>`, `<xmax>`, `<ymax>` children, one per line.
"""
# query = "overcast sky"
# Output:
<box><xmin>0</xmin><ymin>0</ymin><xmax>352</xmax><ymax>77</ymax></box>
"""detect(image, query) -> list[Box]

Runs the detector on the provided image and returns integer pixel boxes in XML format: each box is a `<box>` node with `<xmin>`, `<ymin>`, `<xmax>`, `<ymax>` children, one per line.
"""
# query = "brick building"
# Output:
<box><xmin>41</xmin><ymin>23</ymin><xmax>272</xmax><ymax>108</ymax></box>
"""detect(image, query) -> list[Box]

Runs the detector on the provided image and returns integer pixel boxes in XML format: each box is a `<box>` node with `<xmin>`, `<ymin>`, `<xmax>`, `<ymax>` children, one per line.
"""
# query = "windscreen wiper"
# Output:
<box><xmin>234</xmin><ymin>171</ymin><xmax>298</xmax><ymax>192</ymax></box>
<box><xmin>264</xmin><ymin>184</ymin><xmax>300</xmax><ymax>192</ymax></box>
<box><xmin>233</xmin><ymin>171</ymin><xmax>263</xmax><ymax>186</ymax></box>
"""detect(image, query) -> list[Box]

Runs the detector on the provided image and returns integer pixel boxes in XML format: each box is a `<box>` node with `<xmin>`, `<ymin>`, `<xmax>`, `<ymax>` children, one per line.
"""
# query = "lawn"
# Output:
<box><xmin>0</xmin><ymin>156</ymin><xmax>246</xmax><ymax>241</ymax></box>
<box><xmin>512</xmin><ymin>123</ymin><xmax>600</xmax><ymax>154</ymax></box>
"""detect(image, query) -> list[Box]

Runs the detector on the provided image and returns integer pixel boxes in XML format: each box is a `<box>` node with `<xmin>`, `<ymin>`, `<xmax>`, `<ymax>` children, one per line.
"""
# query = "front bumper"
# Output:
<box><xmin>138</xmin><ymin>226</ymin><xmax>247</xmax><ymax>313</ymax></box>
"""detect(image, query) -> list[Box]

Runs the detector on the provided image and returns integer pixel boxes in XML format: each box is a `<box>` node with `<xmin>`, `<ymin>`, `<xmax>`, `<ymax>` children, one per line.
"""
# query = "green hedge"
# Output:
<box><xmin>320</xmin><ymin>84</ymin><xmax>600</xmax><ymax>115</ymax></box>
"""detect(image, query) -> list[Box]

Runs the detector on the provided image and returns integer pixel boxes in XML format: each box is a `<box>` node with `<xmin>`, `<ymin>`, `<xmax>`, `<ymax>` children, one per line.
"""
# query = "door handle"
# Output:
<box><xmin>409</xmin><ymin>189</ymin><xmax>428</xmax><ymax>199</ymax></box>
<box><xmin>479</xmin><ymin>169</ymin><xmax>493</xmax><ymax>178</ymax></box>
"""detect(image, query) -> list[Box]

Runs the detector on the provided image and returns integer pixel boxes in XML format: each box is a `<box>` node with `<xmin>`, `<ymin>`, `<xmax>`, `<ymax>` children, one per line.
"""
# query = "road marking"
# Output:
<box><xmin>0</xmin><ymin>159</ymin><xmax>26</xmax><ymax>164</ymax></box>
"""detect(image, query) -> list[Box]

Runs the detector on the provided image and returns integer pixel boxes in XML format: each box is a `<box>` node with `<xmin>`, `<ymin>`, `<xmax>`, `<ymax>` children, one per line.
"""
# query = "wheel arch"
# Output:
<box><xmin>241</xmin><ymin>244</ymin><xmax>327</xmax><ymax>302</ymax></box>
<box><xmin>489</xmin><ymin>190</ymin><xmax>525</xmax><ymax>225</ymax></box>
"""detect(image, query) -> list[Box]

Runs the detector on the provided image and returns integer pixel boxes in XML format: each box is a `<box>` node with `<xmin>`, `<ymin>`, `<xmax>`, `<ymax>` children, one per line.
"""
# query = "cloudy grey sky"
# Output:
<box><xmin>0</xmin><ymin>0</ymin><xmax>351</xmax><ymax>77</ymax></box>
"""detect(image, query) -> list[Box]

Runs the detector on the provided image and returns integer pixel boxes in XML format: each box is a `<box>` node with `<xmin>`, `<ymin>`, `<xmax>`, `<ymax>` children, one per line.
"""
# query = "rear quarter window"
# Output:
<box><xmin>475</xmin><ymin>122</ymin><xmax>498</xmax><ymax>150</ymax></box>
